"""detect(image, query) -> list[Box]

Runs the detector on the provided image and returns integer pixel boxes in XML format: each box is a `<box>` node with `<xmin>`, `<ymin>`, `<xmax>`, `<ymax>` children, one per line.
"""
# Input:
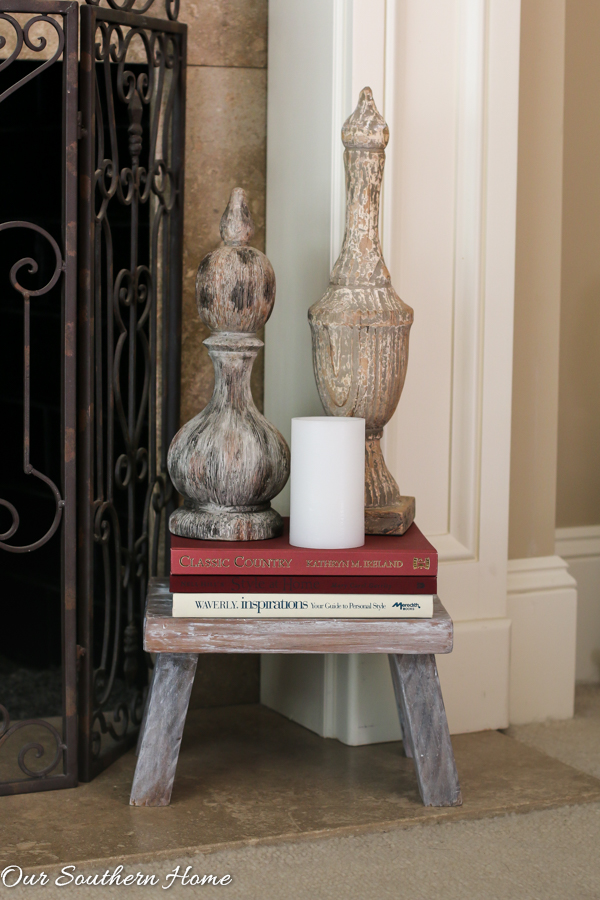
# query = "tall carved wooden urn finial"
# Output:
<box><xmin>309</xmin><ymin>87</ymin><xmax>415</xmax><ymax>535</ymax></box>
<box><xmin>168</xmin><ymin>188</ymin><xmax>290</xmax><ymax>541</ymax></box>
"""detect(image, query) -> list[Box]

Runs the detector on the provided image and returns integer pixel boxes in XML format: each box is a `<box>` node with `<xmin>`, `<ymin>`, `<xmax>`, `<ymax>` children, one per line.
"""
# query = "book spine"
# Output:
<box><xmin>171</xmin><ymin>550</ymin><xmax>437</xmax><ymax>577</ymax></box>
<box><xmin>170</xmin><ymin>574</ymin><xmax>437</xmax><ymax>595</ymax></box>
<box><xmin>171</xmin><ymin>593</ymin><xmax>434</xmax><ymax>619</ymax></box>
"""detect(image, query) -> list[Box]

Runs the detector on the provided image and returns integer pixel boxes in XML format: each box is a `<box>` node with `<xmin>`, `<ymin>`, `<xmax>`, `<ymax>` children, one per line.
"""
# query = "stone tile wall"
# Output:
<box><xmin>179</xmin><ymin>1</ymin><xmax>268</xmax><ymax>425</ymax></box>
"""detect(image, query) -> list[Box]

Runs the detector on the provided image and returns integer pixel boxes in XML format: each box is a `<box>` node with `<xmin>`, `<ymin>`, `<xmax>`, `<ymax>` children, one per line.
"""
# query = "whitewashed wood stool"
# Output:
<box><xmin>130</xmin><ymin>577</ymin><xmax>462</xmax><ymax>809</ymax></box>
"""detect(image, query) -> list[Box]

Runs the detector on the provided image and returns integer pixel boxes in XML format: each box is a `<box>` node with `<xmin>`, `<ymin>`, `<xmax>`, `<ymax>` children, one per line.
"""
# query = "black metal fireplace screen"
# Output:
<box><xmin>0</xmin><ymin>0</ymin><xmax>185</xmax><ymax>795</ymax></box>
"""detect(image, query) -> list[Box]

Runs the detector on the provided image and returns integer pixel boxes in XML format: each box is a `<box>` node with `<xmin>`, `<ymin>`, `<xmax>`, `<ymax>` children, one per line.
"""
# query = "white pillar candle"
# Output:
<box><xmin>289</xmin><ymin>416</ymin><xmax>365</xmax><ymax>549</ymax></box>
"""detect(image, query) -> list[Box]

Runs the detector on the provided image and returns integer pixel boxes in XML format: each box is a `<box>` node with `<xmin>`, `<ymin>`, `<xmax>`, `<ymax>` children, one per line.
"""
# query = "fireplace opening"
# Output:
<box><xmin>0</xmin><ymin>57</ymin><xmax>151</xmax><ymax>723</ymax></box>
<box><xmin>0</xmin><ymin>60</ymin><xmax>64</xmax><ymax>719</ymax></box>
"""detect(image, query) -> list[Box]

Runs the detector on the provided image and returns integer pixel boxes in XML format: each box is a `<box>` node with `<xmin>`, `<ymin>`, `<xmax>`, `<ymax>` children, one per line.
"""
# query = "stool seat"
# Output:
<box><xmin>144</xmin><ymin>578</ymin><xmax>453</xmax><ymax>654</ymax></box>
<box><xmin>131</xmin><ymin>577</ymin><xmax>462</xmax><ymax>810</ymax></box>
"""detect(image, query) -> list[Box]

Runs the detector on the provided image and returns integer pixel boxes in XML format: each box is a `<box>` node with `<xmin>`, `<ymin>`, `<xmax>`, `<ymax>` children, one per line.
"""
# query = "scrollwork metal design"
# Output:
<box><xmin>0</xmin><ymin>2</ymin><xmax>78</xmax><ymax>796</ymax></box>
<box><xmin>0</xmin><ymin>13</ymin><xmax>65</xmax><ymax>104</ymax></box>
<box><xmin>0</xmin><ymin>19</ymin><xmax>67</xmax><ymax>554</ymax></box>
<box><xmin>79</xmin><ymin>5</ymin><xmax>184</xmax><ymax>773</ymax></box>
<box><xmin>84</xmin><ymin>0</ymin><xmax>179</xmax><ymax>22</ymax></box>
<box><xmin>0</xmin><ymin>222</ymin><xmax>65</xmax><ymax>553</ymax></box>
<box><xmin>0</xmin><ymin>705</ymin><xmax>65</xmax><ymax>779</ymax></box>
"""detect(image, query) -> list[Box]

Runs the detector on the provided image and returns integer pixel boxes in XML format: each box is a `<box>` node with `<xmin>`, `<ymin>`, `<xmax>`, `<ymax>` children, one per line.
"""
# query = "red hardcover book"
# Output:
<box><xmin>170</xmin><ymin>520</ymin><xmax>438</xmax><ymax>577</ymax></box>
<box><xmin>170</xmin><ymin>573</ymin><xmax>437</xmax><ymax>595</ymax></box>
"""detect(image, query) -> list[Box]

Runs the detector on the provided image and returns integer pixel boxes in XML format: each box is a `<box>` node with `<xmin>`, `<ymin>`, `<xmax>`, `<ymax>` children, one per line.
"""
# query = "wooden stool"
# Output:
<box><xmin>130</xmin><ymin>578</ymin><xmax>462</xmax><ymax>809</ymax></box>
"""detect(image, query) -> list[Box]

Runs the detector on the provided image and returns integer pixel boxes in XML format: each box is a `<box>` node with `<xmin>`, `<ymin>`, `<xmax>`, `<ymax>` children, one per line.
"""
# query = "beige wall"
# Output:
<box><xmin>508</xmin><ymin>0</ymin><xmax>566</xmax><ymax>559</ymax></box>
<box><xmin>556</xmin><ymin>0</ymin><xmax>600</xmax><ymax>528</ymax></box>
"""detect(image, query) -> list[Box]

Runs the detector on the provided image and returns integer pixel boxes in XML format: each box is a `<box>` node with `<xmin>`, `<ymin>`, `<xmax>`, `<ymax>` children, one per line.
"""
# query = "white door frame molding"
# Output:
<box><xmin>383</xmin><ymin>0</ymin><xmax>521</xmax><ymax>625</ymax></box>
<box><xmin>264</xmin><ymin>0</ymin><xmax>521</xmax><ymax>740</ymax></box>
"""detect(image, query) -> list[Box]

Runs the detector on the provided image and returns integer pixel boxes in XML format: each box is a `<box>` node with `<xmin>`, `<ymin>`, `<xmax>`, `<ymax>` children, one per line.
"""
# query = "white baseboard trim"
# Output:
<box><xmin>261</xmin><ymin>617</ymin><xmax>511</xmax><ymax>743</ymax></box>
<box><xmin>262</xmin><ymin>554</ymin><xmax>584</xmax><ymax>740</ymax></box>
<box><xmin>555</xmin><ymin>526</ymin><xmax>600</xmax><ymax>684</ymax></box>
<box><xmin>507</xmin><ymin>555</ymin><xmax>577</xmax><ymax>592</ymax></box>
<box><xmin>436</xmin><ymin>618</ymin><xmax>511</xmax><ymax>735</ymax></box>
<box><xmin>507</xmin><ymin>555</ymin><xmax>577</xmax><ymax>724</ymax></box>
<box><xmin>556</xmin><ymin>525</ymin><xmax>600</xmax><ymax>559</ymax></box>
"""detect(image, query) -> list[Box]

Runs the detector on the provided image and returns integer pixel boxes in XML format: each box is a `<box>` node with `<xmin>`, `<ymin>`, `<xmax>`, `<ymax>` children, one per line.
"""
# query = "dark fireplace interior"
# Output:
<box><xmin>0</xmin><ymin>60</ymin><xmax>64</xmax><ymax>719</ymax></box>
<box><xmin>0</xmin><ymin>58</ymin><xmax>152</xmax><ymax>724</ymax></box>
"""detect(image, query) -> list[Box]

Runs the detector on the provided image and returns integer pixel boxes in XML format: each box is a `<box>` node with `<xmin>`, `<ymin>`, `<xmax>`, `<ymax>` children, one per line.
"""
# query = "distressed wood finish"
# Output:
<box><xmin>135</xmin><ymin>663</ymin><xmax>156</xmax><ymax>757</ymax></box>
<box><xmin>389</xmin><ymin>653</ymin><xmax>462</xmax><ymax>807</ymax></box>
<box><xmin>309</xmin><ymin>88</ymin><xmax>415</xmax><ymax>535</ymax></box>
<box><xmin>143</xmin><ymin>577</ymin><xmax>453</xmax><ymax>654</ymax></box>
<box><xmin>390</xmin><ymin>679</ymin><xmax>414</xmax><ymax>759</ymax></box>
<box><xmin>131</xmin><ymin>579</ymin><xmax>460</xmax><ymax>808</ymax></box>
<box><xmin>130</xmin><ymin>652</ymin><xmax>198</xmax><ymax>807</ymax></box>
<box><xmin>168</xmin><ymin>188</ymin><xmax>290</xmax><ymax>542</ymax></box>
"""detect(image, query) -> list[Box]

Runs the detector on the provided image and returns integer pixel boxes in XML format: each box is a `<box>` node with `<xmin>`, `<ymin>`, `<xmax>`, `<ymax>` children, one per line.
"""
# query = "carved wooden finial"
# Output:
<box><xmin>168</xmin><ymin>189</ymin><xmax>290</xmax><ymax>542</ymax></box>
<box><xmin>341</xmin><ymin>86</ymin><xmax>389</xmax><ymax>151</ymax></box>
<box><xmin>219</xmin><ymin>186</ymin><xmax>255</xmax><ymax>245</ymax></box>
<box><xmin>309</xmin><ymin>88</ymin><xmax>415</xmax><ymax>536</ymax></box>
<box><xmin>329</xmin><ymin>88</ymin><xmax>394</xmax><ymax>288</ymax></box>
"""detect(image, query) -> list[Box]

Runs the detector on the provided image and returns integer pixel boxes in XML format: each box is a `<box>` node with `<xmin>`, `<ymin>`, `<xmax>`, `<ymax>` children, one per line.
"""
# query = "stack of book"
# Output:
<box><xmin>170</xmin><ymin>520</ymin><xmax>438</xmax><ymax>619</ymax></box>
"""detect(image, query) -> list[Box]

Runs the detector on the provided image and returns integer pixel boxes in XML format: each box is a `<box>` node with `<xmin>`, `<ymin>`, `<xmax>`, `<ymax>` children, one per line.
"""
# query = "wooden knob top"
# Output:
<box><xmin>219</xmin><ymin>187</ymin><xmax>255</xmax><ymax>245</ymax></box>
<box><xmin>342</xmin><ymin>87</ymin><xmax>389</xmax><ymax>151</ymax></box>
<box><xmin>196</xmin><ymin>188</ymin><xmax>276</xmax><ymax>334</ymax></box>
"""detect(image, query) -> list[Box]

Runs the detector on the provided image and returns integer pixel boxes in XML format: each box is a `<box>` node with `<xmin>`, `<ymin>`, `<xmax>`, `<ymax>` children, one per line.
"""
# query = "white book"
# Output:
<box><xmin>171</xmin><ymin>593</ymin><xmax>434</xmax><ymax>618</ymax></box>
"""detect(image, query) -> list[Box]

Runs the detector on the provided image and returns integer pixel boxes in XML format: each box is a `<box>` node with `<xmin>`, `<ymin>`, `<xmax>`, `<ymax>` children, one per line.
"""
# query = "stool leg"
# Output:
<box><xmin>388</xmin><ymin>655</ymin><xmax>413</xmax><ymax>758</ymax></box>
<box><xmin>135</xmin><ymin>663</ymin><xmax>156</xmax><ymax>756</ymax></box>
<box><xmin>388</xmin><ymin>653</ymin><xmax>462</xmax><ymax>807</ymax></box>
<box><xmin>130</xmin><ymin>652</ymin><xmax>198</xmax><ymax>807</ymax></box>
